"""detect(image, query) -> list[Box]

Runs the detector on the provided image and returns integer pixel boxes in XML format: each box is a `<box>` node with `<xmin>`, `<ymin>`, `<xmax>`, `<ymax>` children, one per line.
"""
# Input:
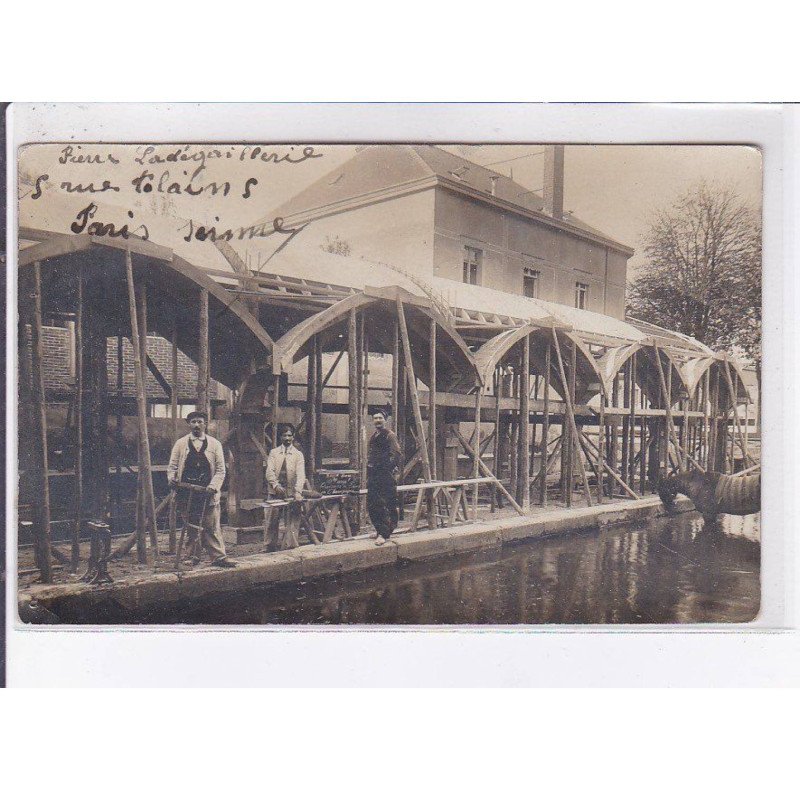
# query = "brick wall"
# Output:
<box><xmin>41</xmin><ymin>326</ymin><xmax>73</xmax><ymax>390</ymax></box>
<box><xmin>38</xmin><ymin>325</ymin><xmax>218</xmax><ymax>401</ymax></box>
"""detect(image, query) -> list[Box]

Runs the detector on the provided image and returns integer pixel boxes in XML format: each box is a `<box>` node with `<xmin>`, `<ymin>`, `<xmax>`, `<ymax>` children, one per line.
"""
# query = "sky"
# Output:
<box><xmin>444</xmin><ymin>143</ymin><xmax>762</xmax><ymax>272</ymax></box>
<box><xmin>18</xmin><ymin>142</ymin><xmax>762</xmax><ymax>276</ymax></box>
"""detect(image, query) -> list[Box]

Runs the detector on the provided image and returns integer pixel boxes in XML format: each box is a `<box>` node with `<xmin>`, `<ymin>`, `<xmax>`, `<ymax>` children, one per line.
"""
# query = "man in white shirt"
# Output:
<box><xmin>167</xmin><ymin>411</ymin><xmax>236</xmax><ymax>568</ymax></box>
<box><xmin>265</xmin><ymin>424</ymin><xmax>306</xmax><ymax>550</ymax></box>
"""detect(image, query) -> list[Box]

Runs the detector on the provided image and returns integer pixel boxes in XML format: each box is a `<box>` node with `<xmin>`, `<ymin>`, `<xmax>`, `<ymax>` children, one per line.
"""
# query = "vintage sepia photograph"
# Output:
<box><xmin>13</xmin><ymin>140</ymin><xmax>762</xmax><ymax>626</ymax></box>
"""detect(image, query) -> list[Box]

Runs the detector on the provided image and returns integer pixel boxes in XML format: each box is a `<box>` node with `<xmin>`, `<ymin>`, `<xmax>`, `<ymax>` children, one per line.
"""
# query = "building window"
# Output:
<box><xmin>523</xmin><ymin>267</ymin><xmax>540</xmax><ymax>298</ymax></box>
<box><xmin>463</xmin><ymin>246</ymin><xmax>482</xmax><ymax>285</ymax></box>
<box><xmin>575</xmin><ymin>282</ymin><xmax>589</xmax><ymax>309</ymax></box>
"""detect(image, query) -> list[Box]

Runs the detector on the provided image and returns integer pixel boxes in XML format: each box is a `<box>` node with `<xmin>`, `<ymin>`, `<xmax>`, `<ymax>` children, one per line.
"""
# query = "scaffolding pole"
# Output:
<box><xmin>125</xmin><ymin>249</ymin><xmax>159</xmax><ymax>562</ymax></box>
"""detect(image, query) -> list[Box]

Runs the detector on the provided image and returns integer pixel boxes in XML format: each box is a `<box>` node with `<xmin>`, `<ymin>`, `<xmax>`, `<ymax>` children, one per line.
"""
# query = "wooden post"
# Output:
<box><xmin>510</xmin><ymin>406</ymin><xmax>519</xmax><ymax>501</ymax></box>
<box><xmin>71</xmin><ymin>263</ymin><xmax>84</xmax><ymax>572</ymax></box>
<box><xmin>723</xmin><ymin>360</ymin><xmax>752</xmax><ymax>466</ymax></box>
<box><xmin>473</xmin><ymin>387</ymin><xmax>482</xmax><ymax>519</ymax></box>
<box><xmin>701</xmin><ymin>369</ymin><xmax>709</xmax><ymax>469</ymax></box>
<box><xmin>579</xmin><ymin>430</ymin><xmax>640</xmax><ymax>500</ymax></box>
<box><xmin>135</xmin><ymin>282</ymin><xmax>148</xmax><ymax>563</ymax></box>
<box><xmin>320</xmin><ymin>347</ymin><xmax>344</xmax><ymax>390</ymax></box>
<box><xmin>115</xmin><ymin>334</ymin><xmax>124</xmax><ymax>534</ymax></box>
<box><xmin>83</xmin><ymin>283</ymin><xmax>110</xmax><ymax>525</ymax></box>
<box><xmin>744</xmin><ymin>393</ymin><xmax>749</xmax><ymax>463</ymax></box>
<box><xmin>28</xmin><ymin>263</ymin><xmax>53</xmax><ymax>582</ymax></box>
<box><xmin>396</xmin><ymin>326</ymin><xmax>407</xmax><ymax>519</ymax></box>
<box><xmin>197</xmin><ymin>288</ymin><xmax>209</xmax><ymax>418</ymax></box>
<box><xmin>628</xmin><ymin>353</ymin><xmax>639</xmax><ymax>486</ymax></box>
<box><xmin>271</xmin><ymin>374</ymin><xmax>282</xmax><ymax>452</ymax></box>
<box><xmin>396</xmin><ymin>300</ymin><xmax>432</xmax><ymax>482</ymax></box>
<box><xmin>396</xmin><ymin>323</ymin><xmax>406</xmax><ymax>467</ymax></box>
<box><xmin>621</xmin><ymin>361</ymin><xmax>630</xmax><ymax>492</ymax></box>
<box><xmin>518</xmin><ymin>334</ymin><xmax>531</xmax><ymax>509</ymax></box>
<box><xmin>531</xmin><ymin>373</ymin><xmax>540</xmax><ymax>483</ymax></box>
<box><xmin>169</xmin><ymin>322</ymin><xmax>179</xmax><ymax>553</ymax></box>
<box><xmin>610</xmin><ymin>372</ymin><xmax>620</xmax><ymax>496</ymax></box>
<box><xmin>428</xmin><ymin>318</ymin><xmax>437</xmax><ymax>480</ymax></box>
<box><xmin>171</xmin><ymin>323</ymin><xmax>179</xmax><ymax>440</ymax></box>
<box><xmin>314</xmin><ymin>338</ymin><xmax>323</xmax><ymax>473</ymax></box>
<box><xmin>491</xmin><ymin>368</ymin><xmax>502</xmax><ymax>511</ymax></box>
<box><xmin>681</xmin><ymin>397</ymin><xmax>690</xmax><ymax>470</ymax></box>
<box><xmin>655</xmin><ymin>348</ymin><xmax>688</xmax><ymax>471</ymax></box>
<box><xmin>125</xmin><ymin>249</ymin><xmax>159</xmax><ymax>560</ymax></box>
<box><xmin>396</xmin><ymin>301</ymin><xmax>435</xmax><ymax>532</ymax></box>
<box><xmin>360</xmin><ymin>315</ymin><xmax>369</xmax><ymax>522</ymax></box>
<box><xmin>551</xmin><ymin>329</ymin><xmax>592</xmax><ymax>507</ymax></box>
<box><xmin>560</xmin><ymin>404</ymin><xmax>570</xmax><ymax>503</ymax></box>
<box><xmin>397</xmin><ymin>300</ymin><xmax>432</xmax><ymax>481</ymax></box>
<box><xmin>568</xmin><ymin>339</ymin><xmax>579</xmax><ymax>505</ymax></box>
<box><xmin>639</xmin><ymin>417</ymin><xmax>647</xmax><ymax>496</ymax></box>
<box><xmin>596</xmin><ymin>387</ymin><xmax>605</xmax><ymax>504</ymax></box>
<box><xmin>348</xmin><ymin>309</ymin><xmax>359</xmax><ymax>468</ymax></box>
<box><xmin>560</xmin><ymin>342</ymin><xmax>574</xmax><ymax>507</ymax></box>
<box><xmin>539</xmin><ymin>342</ymin><xmax>551</xmax><ymax>507</ymax></box>
<box><xmin>307</xmin><ymin>335</ymin><xmax>317</xmax><ymax>480</ymax></box>
<box><xmin>391</xmin><ymin>322</ymin><xmax>400</xmax><ymax>437</ymax></box>
<box><xmin>711</xmin><ymin>367</ymin><xmax>720</xmax><ymax>470</ymax></box>
<box><xmin>728</xmin><ymin>402</ymin><xmax>735</xmax><ymax>473</ymax></box>
<box><xmin>454</xmin><ymin>427</ymin><xmax>523</xmax><ymax>515</ymax></box>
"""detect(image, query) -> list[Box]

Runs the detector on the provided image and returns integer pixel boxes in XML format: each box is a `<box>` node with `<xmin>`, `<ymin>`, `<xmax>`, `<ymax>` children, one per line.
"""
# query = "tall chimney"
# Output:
<box><xmin>543</xmin><ymin>144</ymin><xmax>565</xmax><ymax>219</ymax></box>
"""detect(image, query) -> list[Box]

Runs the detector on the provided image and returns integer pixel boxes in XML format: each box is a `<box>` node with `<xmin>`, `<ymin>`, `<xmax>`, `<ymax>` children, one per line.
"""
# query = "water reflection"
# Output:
<box><xmin>150</xmin><ymin>511</ymin><xmax>759</xmax><ymax>625</ymax></box>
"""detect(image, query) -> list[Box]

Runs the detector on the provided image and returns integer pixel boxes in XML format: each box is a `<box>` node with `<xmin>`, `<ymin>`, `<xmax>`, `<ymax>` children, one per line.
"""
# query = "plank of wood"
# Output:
<box><xmin>519</xmin><ymin>333</ymin><xmax>530</xmax><ymax>509</ymax></box>
<box><xmin>453</xmin><ymin>428</ymin><xmax>524</xmax><ymax>515</ymax></box>
<box><xmin>654</xmin><ymin>348</ymin><xmax>705</xmax><ymax>473</ymax></box>
<box><xmin>448</xmin><ymin>487</ymin><xmax>464</xmax><ymax>525</ymax></box>
<box><xmin>429</xmin><ymin>318</ymin><xmax>437</xmax><ymax>480</ymax></box>
<box><xmin>322</xmin><ymin>502</ymin><xmax>340</xmax><ymax>543</ymax></box>
<box><xmin>27</xmin><ymin>264</ymin><xmax>53</xmax><ymax>580</ymax></box>
<box><xmin>71</xmin><ymin>263</ymin><xmax>84</xmax><ymax>571</ymax></box>
<box><xmin>197</xmin><ymin>288</ymin><xmax>209</xmax><ymax>417</ymax></box>
<box><xmin>579</xmin><ymin>430</ymin><xmax>640</xmax><ymax>500</ymax></box>
<box><xmin>125</xmin><ymin>249</ymin><xmax>159</xmax><ymax>559</ymax></box>
<box><xmin>396</xmin><ymin>300</ymin><xmax>433</xmax><ymax>482</ymax></box>
<box><xmin>551</xmin><ymin>329</ymin><xmax>592</xmax><ymax>507</ymax></box>
<box><xmin>348</xmin><ymin>310</ymin><xmax>359</xmax><ymax>467</ymax></box>
<box><xmin>409</xmin><ymin>487</ymin><xmax>426</xmax><ymax>532</ymax></box>
<box><xmin>723</xmin><ymin>360</ymin><xmax>754</xmax><ymax>467</ymax></box>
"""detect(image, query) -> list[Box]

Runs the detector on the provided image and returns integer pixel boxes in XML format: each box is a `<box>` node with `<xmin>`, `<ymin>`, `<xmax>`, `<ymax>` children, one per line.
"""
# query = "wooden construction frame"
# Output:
<box><xmin>16</xmin><ymin>231</ymin><xmax>756</xmax><ymax>583</ymax></box>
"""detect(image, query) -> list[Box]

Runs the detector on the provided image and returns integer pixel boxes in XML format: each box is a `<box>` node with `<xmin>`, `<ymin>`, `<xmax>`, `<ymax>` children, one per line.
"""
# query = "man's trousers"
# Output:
<box><xmin>266</xmin><ymin>502</ymin><xmax>301</xmax><ymax>550</ymax></box>
<box><xmin>186</xmin><ymin>504</ymin><xmax>228</xmax><ymax>563</ymax></box>
<box><xmin>367</xmin><ymin>475</ymin><xmax>399</xmax><ymax>539</ymax></box>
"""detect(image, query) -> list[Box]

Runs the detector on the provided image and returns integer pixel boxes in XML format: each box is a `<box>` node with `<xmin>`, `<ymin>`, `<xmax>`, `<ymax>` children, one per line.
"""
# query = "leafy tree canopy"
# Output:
<box><xmin>627</xmin><ymin>181</ymin><xmax>761</xmax><ymax>367</ymax></box>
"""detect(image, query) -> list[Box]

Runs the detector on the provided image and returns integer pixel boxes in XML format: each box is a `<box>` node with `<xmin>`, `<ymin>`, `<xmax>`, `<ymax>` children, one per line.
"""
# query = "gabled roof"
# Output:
<box><xmin>257</xmin><ymin>145</ymin><xmax>634</xmax><ymax>255</ymax></box>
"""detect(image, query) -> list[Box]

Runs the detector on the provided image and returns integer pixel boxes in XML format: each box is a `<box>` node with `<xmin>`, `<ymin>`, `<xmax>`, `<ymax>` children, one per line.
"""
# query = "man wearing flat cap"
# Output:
<box><xmin>265</xmin><ymin>424</ymin><xmax>306</xmax><ymax>550</ymax></box>
<box><xmin>167</xmin><ymin>410</ymin><xmax>236</xmax><ymax>568</ymax></box>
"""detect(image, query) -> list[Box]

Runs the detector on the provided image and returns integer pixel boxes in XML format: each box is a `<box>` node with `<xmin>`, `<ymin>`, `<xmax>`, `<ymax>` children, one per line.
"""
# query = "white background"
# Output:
<box><xmin>5</xmin><ymin>102</ymin><xmax>799</xmax><ymax>687</ymax></box>
<box><xmin>2</xmin><ymin>8</ymin><xmax>799</xmax><ymax>800</ymax></box>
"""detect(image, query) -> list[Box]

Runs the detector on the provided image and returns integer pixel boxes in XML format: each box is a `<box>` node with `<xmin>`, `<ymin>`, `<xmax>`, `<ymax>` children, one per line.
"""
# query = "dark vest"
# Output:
<box><xmin>181</xmin><ymin>438</ymin><xmax>212</xmax><ymax>488</ymax></box>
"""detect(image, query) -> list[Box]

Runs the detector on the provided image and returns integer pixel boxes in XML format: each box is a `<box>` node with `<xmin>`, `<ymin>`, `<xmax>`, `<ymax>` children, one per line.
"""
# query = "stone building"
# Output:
<box><xmin>259</xmin><ymin>145</ymin><xmax>633</xmax><ymax>319</ymax></box>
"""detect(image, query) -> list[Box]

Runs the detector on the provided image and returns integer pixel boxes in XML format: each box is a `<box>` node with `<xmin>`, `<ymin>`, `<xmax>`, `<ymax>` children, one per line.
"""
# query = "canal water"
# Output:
<box><xmin>130</xmin><ymin>510</ymin><xmax>759</xmax><ymax>625</ymax></box>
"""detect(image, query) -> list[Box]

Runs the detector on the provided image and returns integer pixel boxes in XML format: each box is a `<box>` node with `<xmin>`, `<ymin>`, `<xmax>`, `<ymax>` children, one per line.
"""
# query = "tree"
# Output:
<box><xmin>627</xmin><ymin>181</ymin><xmax>761</xmax><ymax>366</ymax></box>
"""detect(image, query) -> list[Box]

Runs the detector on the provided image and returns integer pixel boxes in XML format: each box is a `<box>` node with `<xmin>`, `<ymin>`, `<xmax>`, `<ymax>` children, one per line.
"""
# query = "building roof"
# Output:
<box><xmin>258</xmin><ymin>145</ymin><xmax>634</xmax><ymax>256</ymax></box>
<box><xmin>429</xmin><ymin>275</ymin><xmax>649</xmax><ymax>343</ymax></box>
<box><xmin>225</xmin><ymin>240</ymin><xmax>666</xmax><ymax>347</ymax></box>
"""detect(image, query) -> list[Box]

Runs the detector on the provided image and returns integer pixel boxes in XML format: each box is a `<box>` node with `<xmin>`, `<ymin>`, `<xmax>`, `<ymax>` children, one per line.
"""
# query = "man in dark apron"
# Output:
<box><xmin>167</xmin><ymin>411</ymin><xmax>236</xmax><ymax>568</ymax></box>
